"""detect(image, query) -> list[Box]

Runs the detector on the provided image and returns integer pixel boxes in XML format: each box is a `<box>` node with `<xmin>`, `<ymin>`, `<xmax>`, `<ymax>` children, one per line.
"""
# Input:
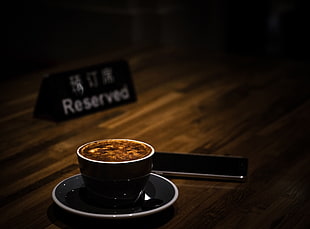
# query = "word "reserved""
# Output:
<box><xmin>62</xmin><ymin>84</ymin><xmax>130</xmax><ymax>115</ymax></box>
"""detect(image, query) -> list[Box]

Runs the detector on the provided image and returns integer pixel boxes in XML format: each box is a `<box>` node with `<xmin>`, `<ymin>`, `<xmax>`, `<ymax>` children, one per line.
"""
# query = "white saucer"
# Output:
<box><xmin>52</xmin><ymin>173</ymin><xmax>178</xmax><ymax>219</ymax></box>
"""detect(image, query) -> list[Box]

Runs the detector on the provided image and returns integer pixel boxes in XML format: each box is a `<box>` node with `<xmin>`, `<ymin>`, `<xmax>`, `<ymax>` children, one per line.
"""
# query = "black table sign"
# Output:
<box><xmin>34</xmin><ymin>60</ymin><xmax>137</xmax><ymax>121</ymax></box>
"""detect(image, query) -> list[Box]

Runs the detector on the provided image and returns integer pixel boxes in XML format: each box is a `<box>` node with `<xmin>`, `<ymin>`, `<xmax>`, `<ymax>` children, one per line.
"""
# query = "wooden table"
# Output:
<box><xmin>1</xmin><ymin>47</ymin><xmax>309</xmax><ymax>228</ymax></box>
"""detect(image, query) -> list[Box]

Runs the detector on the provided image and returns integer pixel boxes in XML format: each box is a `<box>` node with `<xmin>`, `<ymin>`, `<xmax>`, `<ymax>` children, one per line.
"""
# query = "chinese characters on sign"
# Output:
<box><xmin>69</xmin><ymin>67</ymin><xmax>115</xmax><ymax>95</ymax></box>
<box><xmin>69</xmin><ymin>74</ymin><xmax>84</xmax><ymax>96</ymax></box>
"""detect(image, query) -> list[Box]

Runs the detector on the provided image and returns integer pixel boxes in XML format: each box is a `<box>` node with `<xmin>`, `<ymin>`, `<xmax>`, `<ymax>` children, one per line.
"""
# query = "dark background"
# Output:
<box><xmin>4</xmin><ymin>0</ymin><xmax>310</xmax><ymax>79</ymax></box>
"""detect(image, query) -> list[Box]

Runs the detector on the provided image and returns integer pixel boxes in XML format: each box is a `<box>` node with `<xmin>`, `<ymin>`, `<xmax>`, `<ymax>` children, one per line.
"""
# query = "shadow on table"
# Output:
<box><xmin>47</xmin><ymin>203</ymin><xmax>175</xmax><ymax>228</ymax></box>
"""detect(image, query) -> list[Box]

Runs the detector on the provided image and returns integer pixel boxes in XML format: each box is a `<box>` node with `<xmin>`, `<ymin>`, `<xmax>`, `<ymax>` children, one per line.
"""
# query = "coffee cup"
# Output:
<box><xmin>76</xmin><ymin>139</ymin><xmax>154</xmax><ymax>208</ymax></box>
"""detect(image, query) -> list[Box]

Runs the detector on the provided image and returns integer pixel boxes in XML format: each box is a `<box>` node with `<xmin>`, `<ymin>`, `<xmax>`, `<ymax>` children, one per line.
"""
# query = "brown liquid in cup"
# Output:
<box><xmin>79</xmin><ymin>139</ymin><xmax>152</xmax><ymax>162</ymax></box>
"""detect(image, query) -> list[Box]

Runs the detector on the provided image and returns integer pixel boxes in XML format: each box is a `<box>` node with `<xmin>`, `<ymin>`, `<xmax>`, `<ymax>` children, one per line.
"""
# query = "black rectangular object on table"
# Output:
<box><xmin>152</xmin><ymin>152</ymin><xmax>248</xmax><ymax>182</ymax></box>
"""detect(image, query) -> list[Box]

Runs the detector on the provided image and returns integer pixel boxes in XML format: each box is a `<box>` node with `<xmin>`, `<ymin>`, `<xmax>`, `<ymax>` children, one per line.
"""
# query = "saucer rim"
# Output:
<box><xmin>52</xmin><ymin>173</ymin><xmax>178</xmax><ymax>219</ymax></box>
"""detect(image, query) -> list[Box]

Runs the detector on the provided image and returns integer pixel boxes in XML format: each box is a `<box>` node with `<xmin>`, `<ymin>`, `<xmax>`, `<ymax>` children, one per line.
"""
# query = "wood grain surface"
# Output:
<box><xmin>1</xmin><ymin>46</ymin><xmax>309</xmax><ymax>229</ymax></box>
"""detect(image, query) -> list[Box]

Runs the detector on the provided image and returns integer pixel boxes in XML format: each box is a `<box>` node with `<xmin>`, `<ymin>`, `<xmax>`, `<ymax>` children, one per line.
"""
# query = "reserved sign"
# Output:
<box><xmin>34</xmin><ymin>60</ymin><xmax>136</xmax><ymax>121</ymax></box>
